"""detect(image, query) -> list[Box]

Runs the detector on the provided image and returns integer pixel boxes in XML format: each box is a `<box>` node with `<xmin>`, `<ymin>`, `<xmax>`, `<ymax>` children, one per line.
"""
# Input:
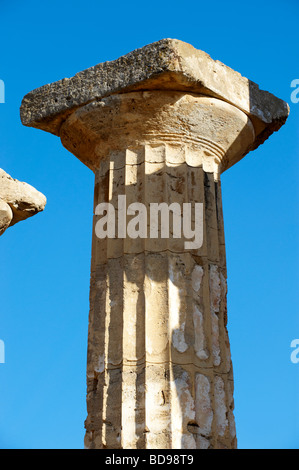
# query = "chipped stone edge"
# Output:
<box><xmin>20</xmin><ymin>38</ymin><xmax>289</xmax><ymax>154</ymax></box>
<box><xmin>0</xmin><ymin>169</ymin><xmax>47</xmax><ymax>235</ymax></box>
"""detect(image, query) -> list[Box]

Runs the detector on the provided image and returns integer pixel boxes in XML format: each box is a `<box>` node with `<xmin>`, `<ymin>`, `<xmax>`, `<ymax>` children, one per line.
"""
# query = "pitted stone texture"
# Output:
<box><xmin>20</xmin><ymin>38</ymin><xmax>289</xmax><ymax>157</ymax></box>
<box><xmin>0</xmin><ymin>169</ymin><xmax>46</xmax><ymax>235</ymax></box>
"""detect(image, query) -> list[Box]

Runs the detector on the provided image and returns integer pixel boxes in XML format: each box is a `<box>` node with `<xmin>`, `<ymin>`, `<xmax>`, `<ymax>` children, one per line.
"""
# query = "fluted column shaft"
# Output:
<box><xmin>86</xmin><ymin>153</ymin><xmax>235</xmax><ymax>449</ymax></box>
<box><xmin>59</xmin><ymin>90</ymin><xmax>255</xmax><ymax>449</ymax></box>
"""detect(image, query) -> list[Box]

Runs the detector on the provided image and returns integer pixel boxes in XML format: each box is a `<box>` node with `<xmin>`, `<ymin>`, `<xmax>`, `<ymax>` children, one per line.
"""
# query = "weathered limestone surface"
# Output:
<box><xmin>20</xmin><ymin>39</ymin><xmax>289</xmax><ymax>449</ymax></box>
<box><xmin>0</xmin><ymin>169</ymin><xmax>46</xmax><ymax>235</ymax></box>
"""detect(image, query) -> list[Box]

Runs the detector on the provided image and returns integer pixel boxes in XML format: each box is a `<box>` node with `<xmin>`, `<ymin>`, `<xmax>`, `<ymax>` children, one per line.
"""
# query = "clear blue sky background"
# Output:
<box><xmin>0</xmin><ymin>0</ymin><xmax>298</xmax><ymax>449</ymax></box>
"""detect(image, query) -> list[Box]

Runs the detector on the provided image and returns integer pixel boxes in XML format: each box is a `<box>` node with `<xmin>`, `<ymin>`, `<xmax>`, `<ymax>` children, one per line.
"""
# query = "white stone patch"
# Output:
<box><xmin>211</xmin><ymin>311</ymin><xmax>221</xmax><ymax>366</ymax></box>
<box><xmin>219</xmin><ymin>271</ymin><xmax>232</xmax><ymax>370</ymax></box>
<box><xmin>227</xmin><ymin>380</ymin><xmax>236</xmax><ymax>439</ymax></box>
<box><xmin>95</xmin><ymin>354</ymin><xmax>105</xmax><ymax>373</ymax></box>
<box><xmin>195</xmin><ymin>374</ymin><xmax>213</xmax><ymax>437</ymax></box>
<box><xmin>214</xmin><ymin>376</ymin><xmax>228</xmax><ymax>437</ymax></box>
<box><xmin>220</xmin><ymin>271</ymin><xmax>227</xmax><ymax>296</ymax></box>
<box><xmin>209</xmin><ymin>265</ymin><xmax>221</xmax><ymax>366</ymax></box>
<box><xmin>193</xmin><ymin>306</ymin><xmax>208</xmax><ymax>360</ymax></box>
<box><xmin>168</xmin><ymin>262</ymin><xmax>188</xmax><ymax>353</ymax></box>
<box><xmin>209</xmin><ymin>264</ymin><xmax>221</xmax><ymax>313</ymax></box>
<box><xmin>171</xmin><ymin>370</ymin><xmax>196</xmax><ymax>449</ymax></box>
<box><xmin>191</xmin><ymin>265</ymin><xmax>204</xmax><ymax>292</ymax></box>
<box><xmin>228</xmin><ymin>410</ymin><xmax>236</xmax><ymax>439</ymax></box>
<box><xmin>172</xmin><ymin>323</ymin><xmax>188</xmax><ymax>353</ymax></box>
<box><xmin>223</xmin><ymin>331</ymin><xmax>232</xmax><ymax>372</ymax></box>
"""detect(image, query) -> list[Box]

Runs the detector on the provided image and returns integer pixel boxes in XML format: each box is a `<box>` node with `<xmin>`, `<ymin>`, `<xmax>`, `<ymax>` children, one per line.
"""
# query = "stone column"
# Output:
<box><xmin>20</xmin><ymin>39</ymin><xmax>289</xmax><ymax>449</ymax></box>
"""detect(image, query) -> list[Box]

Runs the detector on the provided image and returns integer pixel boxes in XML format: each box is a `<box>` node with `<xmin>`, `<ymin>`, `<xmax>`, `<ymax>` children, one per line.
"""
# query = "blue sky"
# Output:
<box><xmin>0</xmin><ymin>0</ymin><xmax>298</xmax><ymax>449</ymax></box>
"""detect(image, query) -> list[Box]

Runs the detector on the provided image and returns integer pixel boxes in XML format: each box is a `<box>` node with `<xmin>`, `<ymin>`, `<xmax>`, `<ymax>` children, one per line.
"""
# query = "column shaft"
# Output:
<box><xmin>84</xmin><ymin>141</ymin><xmax>236</xmax><ymax>449</ymax></box>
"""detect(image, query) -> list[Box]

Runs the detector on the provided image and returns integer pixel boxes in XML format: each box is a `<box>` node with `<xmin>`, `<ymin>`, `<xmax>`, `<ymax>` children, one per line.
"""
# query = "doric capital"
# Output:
<box><xmin>59</xmin><ymin>91</ymin><xmax>255</xmax><ymax>177</ymax></box>
<box><xmin>20</xmin><ymin>38</ymin><xmax>289</xmax><ymax>164</ymax></box>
